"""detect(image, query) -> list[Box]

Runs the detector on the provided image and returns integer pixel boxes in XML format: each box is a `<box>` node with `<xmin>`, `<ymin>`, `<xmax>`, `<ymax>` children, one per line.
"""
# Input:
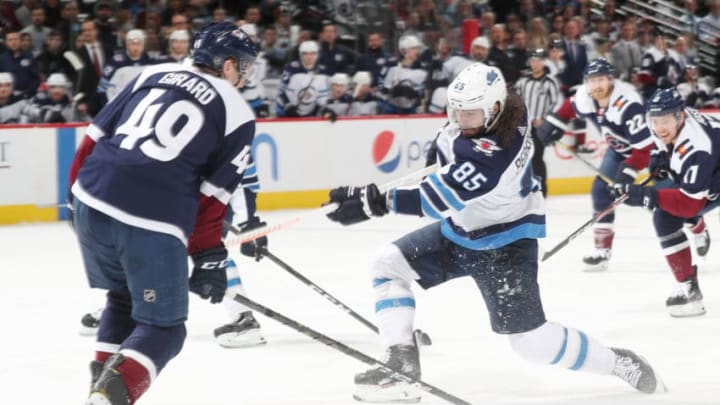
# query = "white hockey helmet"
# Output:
<box><xmin>330</xmin><ymin>72</ymin><xmax>349</xmax><ymax>86</ymax></box>
<box><xmin>299</xmin><ymin>40</ymin><xmax>319</xmax><ymax>54</ymax></box>
<box><xmin>398</xmin><ymin>35</ymin><xmax>422</xmax><ymax>54</ymax></box>
<box><xmin>46</xmin><ymin>73</ymin><xmax>70</xmax><ymax>88</ymax></box>
<box><xmin>446</xmin><ymin>62</ymin><xmax>507</xmax><ymax>129</ymax></box>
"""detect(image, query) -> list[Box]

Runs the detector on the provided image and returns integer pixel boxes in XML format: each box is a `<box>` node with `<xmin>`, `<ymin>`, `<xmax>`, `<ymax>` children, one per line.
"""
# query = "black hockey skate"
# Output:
<box><xmin>582</xmin><ymin>248</ymin><xmax>611</xmax><ymax>272</ymax></box>
<box><xmin>86</xmin><ymin>354</ymin><xmax>130</xmax><ymax>405</ymax></box>
<box><xmin>610</xmin><ymin>348</ymin><xmax>665</xmax><ymax>394</ymax></box>
<box><xmin>693</xmin><ymin>229</ymin><xmax>711</xmax><ymax>257</ymax></box>
<box><xmin>354</xmin><ymin>344</ymin><xmax>421</xmax><ymax>403</ymax></box>
<box><xmin>666</xmin><ymin>272</ymin><xmax>705</xmax><ymax>318</ymax></box>
<box><xmin>214</xmin><ymin>311</ymin><xmax>267</xmax><ymax>348</ymax></box>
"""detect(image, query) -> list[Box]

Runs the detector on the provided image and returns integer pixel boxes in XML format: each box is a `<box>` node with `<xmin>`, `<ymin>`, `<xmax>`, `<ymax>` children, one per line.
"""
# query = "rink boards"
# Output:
<box><xmin>1</xmin><ymin>112</ymin><xmax>719</xmax><ymax>224</ymax></box>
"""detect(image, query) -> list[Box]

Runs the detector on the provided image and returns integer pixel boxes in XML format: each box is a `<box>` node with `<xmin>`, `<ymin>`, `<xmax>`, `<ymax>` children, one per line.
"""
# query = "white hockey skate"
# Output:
<box><xmin>610</xmin><ymin>348</ymin><xmax>666</xmax><ymax>394</ymax></box>
<box><xmin>214</xmin><ymin>311</ymin><xmax>267</xmax><ymax>349</ymax></box>
<box><xmin>353</xmin><ymin>344</ymin><xmax>421</xmax><ymax>403</ymax></box>
<box><xmin>79</xmin><ymin>308</ymin><xmax>103</xmax><ymax>336</ymax></box>
<box><xmin>666</xmin><ymin>275</ymin><xmax>706</xmax><ymax>318</ymax></box>
<box><xmin>582</xmin><ymin>248</ymin><xmax>611</xmax><ymax>272</ymax></box>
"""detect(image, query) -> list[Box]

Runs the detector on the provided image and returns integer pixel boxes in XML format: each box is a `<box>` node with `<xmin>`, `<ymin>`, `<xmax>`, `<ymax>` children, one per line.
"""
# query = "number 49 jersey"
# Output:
<box><xmin>72</xmin><ymin>63</ymin><xmax>256</xmax><ymax>245</ymax></box>
<box><xmin>390</xmin><ymin>112</ymin><xmax>546</xmax><ymax>251</ymax></box>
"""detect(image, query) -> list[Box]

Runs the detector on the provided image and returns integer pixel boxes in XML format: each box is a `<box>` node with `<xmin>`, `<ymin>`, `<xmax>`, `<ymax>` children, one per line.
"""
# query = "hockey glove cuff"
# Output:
<box><xmin>536</xmin><ymin>115</ymin><xmax>565</xmax><ymax>146</ymax></box>
<box><xmin>614</xmin><ymin>162</ymin><xmax>638</xmax><ymax>184</ymax></box>
<box><xmin>610</xmin><ymin>183</ymin><xmax>658</xmax><ymax>210</ymax></box>
<box><xmin>238</xmin><ymin>217</ymin><xmax>267</xmax><ymax>261</ymax></box>
<box><xmin>649</xmin><ymin>150</ymin><xmax>673</xmax><ymax>181</ymax></box>
<box><xmin>189</xmin><ymin>246</ymin><xmax>229</xmax><ymax>303</ymax></box>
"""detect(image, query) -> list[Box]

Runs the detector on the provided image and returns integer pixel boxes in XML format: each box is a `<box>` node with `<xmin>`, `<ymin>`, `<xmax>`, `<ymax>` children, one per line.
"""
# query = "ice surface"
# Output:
<box><xmin>1</xmin><ymin>195</ymin><xmax>719</xmax><ymax>404</ymax></box>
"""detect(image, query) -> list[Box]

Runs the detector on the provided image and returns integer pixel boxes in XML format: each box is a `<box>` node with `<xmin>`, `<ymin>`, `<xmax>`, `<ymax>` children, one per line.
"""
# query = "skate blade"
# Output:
<box><xmin>668</xmin><ymin>301</ymin><xmax>706</xmax><ymax>318</ymax></box>
<box><xmin>216</xmin><ymin>329</ymin><xmax>267</xmax><ymax>349</ymax></box>
<box><xmin>79</xmin><ymin>326</ymin><xmax>99</xmax><ymax>337</ymax></box>
<box><xmin>353</xmin><ymin>382</ymin><xmax>421</xmax><ymax>403</ymax></box>
<box><xmin>582</xmin><ymin>262</ymin><xmax>608</xmax><ymax>272</ymax></box>
<box><xmin>85</xmin><ymin>393</ymin><xmax>113</xmax><ymax>405</ymax></box>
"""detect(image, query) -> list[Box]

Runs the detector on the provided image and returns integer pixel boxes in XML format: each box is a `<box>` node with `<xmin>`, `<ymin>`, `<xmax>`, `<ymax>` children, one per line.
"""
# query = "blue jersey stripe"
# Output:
<box><xmin>428</xmin><ymin>173</ymin><xmax>465</xmax><ymax>211</ymax></box>
<box><xmin>375</xmin><ymin>297</ymin><xmax>416</xmax><ymax>312</ymax></box>
<box><xmin>420</xmin><ymin>182</ymin><xmax>449</xmax><ymax>212</ymax></box>
<box><xmin>419</xmin><ymin>191</ymin><xmax>444</xmax><ymax>219</ymax></box>
<box><xmin>373</xmin><ymin>277</ymin><xmax>391</xmax><ymax>287</ymax></box>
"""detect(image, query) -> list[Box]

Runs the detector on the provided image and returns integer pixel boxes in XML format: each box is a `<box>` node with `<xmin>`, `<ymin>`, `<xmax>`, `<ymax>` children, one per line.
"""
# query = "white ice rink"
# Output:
<box><xmin>2</xmin><ymin>194</ymin><xmax>719</xmax><ymax>404</ymax></box>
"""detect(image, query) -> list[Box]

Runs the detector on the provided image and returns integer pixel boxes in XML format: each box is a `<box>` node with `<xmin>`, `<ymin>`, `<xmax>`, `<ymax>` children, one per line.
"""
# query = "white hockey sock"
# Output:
<box><xmin>223</xmin><ymin>259</ymin><xmax>251</xmax><ymax>320</ymax></box>
<box><xmin>374</xmin><ymin>278</ymin><xmax>415</xmax><ymax>348</ymax></box>
<box><xmin>509</xmin><ymin>322</ymin><xmax>616</xmax><ymax>375</ymax></box>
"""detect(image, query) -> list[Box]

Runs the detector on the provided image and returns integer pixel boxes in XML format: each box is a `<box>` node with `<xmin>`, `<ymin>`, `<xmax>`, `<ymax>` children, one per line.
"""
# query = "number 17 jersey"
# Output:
<box><xmin>72</xmin><ymin>63</ymin><xmax>256</xmax><ymax>245</ymax></box>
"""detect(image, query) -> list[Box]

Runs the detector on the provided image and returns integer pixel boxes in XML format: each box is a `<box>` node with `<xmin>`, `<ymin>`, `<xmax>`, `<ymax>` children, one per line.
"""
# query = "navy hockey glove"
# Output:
<box><xmin>238</xmin><ymin>216</ymin><xmax>267</xmax><ymax>261</ymax></box>
<box><xmin>649</xmin><ymin>150</ymin><xmax>672</xmax><ymax>180</ymax></box>
<box><xmin>284</xmin><ymin>105</ymin><xmax>299</xmax><ymax>117</ymax></box>
<box><xmin>610</xmin><ymin>183</ymin><xmax>658</xmax><ymax>209</ymax></box>
<box><xmin>189</xmin><ymin>246</ymin><xmax>228</xmax><ymax>303</ymax></box>
<box><xmin>536</xmin><ymin>116</ymin><xmax>565</xmax><ymax>146</ymax></box>
<box><xmin>327</xmin><ymin>184</ymin><xmax>388</xmax><ymax>226</ymax></box>
<box><xmin>614</xmin><ymin>162</ymin><xmax>638</xmax><ymax>184</ymax></box>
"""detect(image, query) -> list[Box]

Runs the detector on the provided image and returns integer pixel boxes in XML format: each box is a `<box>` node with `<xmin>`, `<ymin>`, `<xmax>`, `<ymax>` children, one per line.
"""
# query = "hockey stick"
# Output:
<box><xmin>552</xmin><ymin>137</ymin><xmax>614</xmax><ymax>184</ymax></box>
<box><xmin>541</xmin><ymin>176</ymin><xmax>653</xmax><ymax>262</ymax></box>
<box><xmin>223</xmin><ymin>220</ymin><xmax>433</xmax><ymax>345</ymax></box>
<box><xmin>223</xmin><ymin>163</ymin><xmax>439</xmax><ymax>248</ymax></box>
<box><xmin>233</xmin><ymin>293</ymin><xmax>472</xmax><ymax>405</ymax></box>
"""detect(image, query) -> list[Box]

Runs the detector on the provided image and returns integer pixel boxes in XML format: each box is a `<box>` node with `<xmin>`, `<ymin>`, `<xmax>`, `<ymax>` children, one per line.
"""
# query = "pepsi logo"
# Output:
<box><xmin>372</xmin><ymin>130</ymin><xmax>401</xmax><ymax>173</ymax></box>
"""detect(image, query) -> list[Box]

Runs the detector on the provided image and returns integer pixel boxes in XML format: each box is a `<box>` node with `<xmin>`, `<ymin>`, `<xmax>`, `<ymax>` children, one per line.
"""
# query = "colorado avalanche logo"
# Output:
<box><xmin>373</xmin><ymin>131</ymin><xmax>401</xmax><ymax>173</ymax></box>
<box><xmin>472</xmin><ymin>137</ymin><xmax>502</xmax><ymax>156</ymax></box>
<box><xmin>486</xmin><ymin>69</ymin><xmax>498</xmax><ymax>85</ymax></box>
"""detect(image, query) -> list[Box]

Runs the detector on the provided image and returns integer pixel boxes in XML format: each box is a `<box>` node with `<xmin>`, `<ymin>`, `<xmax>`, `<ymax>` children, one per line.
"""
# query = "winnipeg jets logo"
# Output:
<box><xmin>486</xmin><ymin>70</ymin><xmax>498</xmax><ymax>85</ymax></box>
<box><xmin>472</xmin><ymin>138</ymin><xmax>502</xmax><ymax>156</ymax></box>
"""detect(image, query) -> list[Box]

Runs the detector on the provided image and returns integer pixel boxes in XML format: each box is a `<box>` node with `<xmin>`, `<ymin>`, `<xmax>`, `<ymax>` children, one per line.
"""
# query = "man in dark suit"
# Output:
<box><xmin>559</xmin><ymin>19</ymin><xmax>588</xmax><ymax>93</ymax></box>
<box><xmin>74</xmin><ymin>19</ymin><xmax>110</xmax><ymax>117</ymax></box>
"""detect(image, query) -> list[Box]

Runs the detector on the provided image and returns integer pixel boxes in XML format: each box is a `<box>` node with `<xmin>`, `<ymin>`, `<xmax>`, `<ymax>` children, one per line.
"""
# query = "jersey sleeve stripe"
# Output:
<box><xmin>427</xmin><ymin>173</ymin><xmax>466</xmax><ymax>210</ymax></box>
<box><xmin>419</xmin><ymin>189</ymin><xmax>444</xmax><ymax>219</ymax></box>
<box><xmin>86</xmin><ymin>124</ymin><xmax>105</xmax><ymax>141</ymax></box>
<box><xmin>420</xmin><ymin>182</ymin><xmax>450</xmax><ymax>212</ymax></box>
<box><xmin>199</xmin><ymin>181</ymin><xmax>233</xmax><ymax>204</ymax></box>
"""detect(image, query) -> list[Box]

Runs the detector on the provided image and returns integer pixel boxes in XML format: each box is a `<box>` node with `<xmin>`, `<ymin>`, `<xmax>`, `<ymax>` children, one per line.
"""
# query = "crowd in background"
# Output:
<box><xmin>1</xmin><ymin>0</ymin><xmax>720</xmax><ymax>124</ymax></box>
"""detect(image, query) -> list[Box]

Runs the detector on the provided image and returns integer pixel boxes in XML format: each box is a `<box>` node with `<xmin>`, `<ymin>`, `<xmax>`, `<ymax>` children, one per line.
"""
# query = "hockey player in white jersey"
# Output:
<box><xmin>611</xmin><ymin>88</ymin><xmax>720</xmax><ymax>317</ymax></box>
<box><xmin>277</xmin><ymin>40</ymin><xmax>330</xmax><ymax>117</ymax></box>
<box><xmin>538</xmin><ymin>58</ymin><xmax>709</xmax><ymax>271</ymax></box>
<box><xmin>326</xmin><ymin>63</ymin><xmax>664</xmax><ymax>403</ymax></box>
<box><xmin>380</xmin><ymin>35</ymin><xmax>427</xmax><ymax>114</ymax></box>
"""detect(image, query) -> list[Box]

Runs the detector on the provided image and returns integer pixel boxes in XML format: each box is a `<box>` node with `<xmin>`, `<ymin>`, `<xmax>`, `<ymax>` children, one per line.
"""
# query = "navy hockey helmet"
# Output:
<box><xmin>192</xmin><ymin>22</ymin><xmax>258</xmax><ymax>79</ymax></box>
<box><xmin>647</xmin><ymin>88</ymin><xmax>685</xmax><ymax>117</ymax></box>
<box><xmin>583</xmin><ymin>58</ymin><xmax>615</xmax><ymax>79</ymax></box>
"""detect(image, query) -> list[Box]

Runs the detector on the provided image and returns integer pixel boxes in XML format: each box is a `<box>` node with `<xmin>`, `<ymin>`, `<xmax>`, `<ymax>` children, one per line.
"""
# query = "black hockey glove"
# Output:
<box><xmin>284</xmin><ymin>105</ymin><xmax>299</xmax><ymax>117</ymax></box>
<box><xmin>327</xmin><ymin>184</ymin><xmax>388</xmax><ymax>226</ymax></box>
<box><xmin>614</xmin><ymin>162</ymin><xmax>638</xmax><ymax>184</ymax></box>
<box><xmin>189</xmin><ymin>246</ymin><xmax>228</xmax><ymax>303</ymax></box>
<box><xmin>238</xmin><ymin>216</ymin><xmax>267</xmax><ymax>261</ymax></box>
<box><xmin>322</xmin><ymin>108</ymin><xmax>338</xmax><ymax>123</ymax></box>
<box><xmin>610</xmin><ymin>183</ymin><xmax>658</xmax><ymax>210</ymax></box>
<box><xmin>536</xmin><ymin>115</ymin><xmax>565</xmax><ymax>146</ymax></box>
<box><xmin>649</xmin><ymin>150</ymin><xmax>672</xmax><ymax>180</ymax></box>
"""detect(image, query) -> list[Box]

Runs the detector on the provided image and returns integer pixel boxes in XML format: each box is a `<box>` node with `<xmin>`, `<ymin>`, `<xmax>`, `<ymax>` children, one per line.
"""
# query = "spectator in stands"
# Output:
<box><xmin>380</xmin><ymin>35</ymin><xmax>427</xmax><ymax>114</ymax></box>
<box><xmin>244</xmin><ymin>5</ymin><xmax>262</xmax><ymax>27</ymax></box>
<box><xmin>160</xmin><ymin>0</ymin><xmax>185</xmax><ymax>27</ymax></box>
<box><xmin>93</xmin><ymin>1</ymin><xmax>118</xmax><ymax>57</ymax></box>
<box><xmin>35</xmin><ymin>30</ymin><xmax>76</xmax><ymax>86</ymax></box>
<box><xmin>348</xmin><ymin>71</ymin><xmax>379</xmax><ymax>116</ymax></box>
<box><xmin>0</xmin><ymin>31</ymin><xmax>39</xmax><ymax>98</ymax></box>
<box><xmin>261</xmin><ymin>26</ymin><xmax>289</xmax><ymax>79</ymax></box>
<box><xmin>56</xmin><ymin>1</ymin><xmax>82</xmax><ymax>52</ymax></box>
<box><xmin>274</xmin><ymin>4</ymin><xmax>295</xmax><ymax>51</ymax></box>
<box><xmin>638</xmin><ymin>28</ymin><xmax>681</xmax><ymax>98</ymax></box>
<box><xmin>212</xmin><ymin>7</ymin><xmax>229</xmax><ymax>23</ymax></box>
<box><xmin>527</xmin><ymin>16</ymin><xmax>549</xmax><ymax>50</ymax></box>
<box><xmin>480</xmin><ymin>11</ymin><xmax>496</xmax><ymax>38</ymax></box>
<box><xmin>699</xmin><ymin>0</ymin><xmax>720</xmax><ymax>42</ymax></box>
<box><xmin>97</xmin><ymin>29</ymin><xmax>158</xmax><ymax>106</ymax></box>
<box><xmin>545</xmin><ymin>37</ymin><xmax>566</xmax><ymax>80</ymax></box>
<box><xmin>75</xmin><ymin>20</ymin><xmax>107</xmax><ymax>117</ymax></box>
<box><xmin>589</xmin><ymin>37</ymin><xmax>613</xmax><ymax>65</ymax></box>
<box><xmin>0</xmin><ymin>72</ymin><xmax>28</xmax><ymax>123</ymax></box>
<box><xmin>682</xmin><ymin>0</ymin><xmax>701</xmax><ymax>37</ymax></box>
<box><xmin>14</xmin><ymin>0</ymin><xmax>32</xmax><ymax>28</ymax></box>
<box><xmin>43</xmin><ymin>0</ymin><xmax>62</xmax><ymax>29</ymax></box>
<box><xmin>419</xmin><ymin>36</ymin><xmax>451</xmax><ymax>98</ymax></box>
<box><xmin>611</xmin><ymin>21</ymin><xmax>642</xmax><ymax>80</ymax></box>
<box><xmin>318</xmin><ymin>22</ymin><xmax>352</xmax><ymax>75</ymax></box>
<box><xmin>559</xmin><ymin>18</ymin><xmax>588</xmax><ymax>92</ymax></box>
<box><xmin>487</xmin><ymin>24</ymin><xmax>514</xmax><ymax>83</ymax></box>
<box><xmin>356</xmin><ymin>32</ymin><xmax>397</xmax><ymax>88</ymax></box>
<box><xmin>677</xmin><ymin>64</ymin><xmax>711</xmax><ymax>107</ymax></box>
<box><xmin>21</xmin><ymin>6</ymin><xmax>52</xmax><ymax>58</ymax></box>
<box><xmin>20</xmin><ymin>72</ymin><xmax>78</xmax><ymax>123</ymax></box>
<box><xmin>20</xmin><ymin>32</ymin><xmax>33</xmax><ymax>55</ymax></box>
<box><xmin>321</xmin><ymin>72</ymin><xmax>352</xmax><ymax>120</ymax></box>
<box><xmin>0</xmin><ymin>0</ymin><xmax>22</xmax><ymax>36</ymax></box>
<box><xmin>507</xmin><ymin>28</ymin><xmax>530</xmax><ymax>81</ymax></box>
<box><xmin>671</xmin><ymin>34</ymin><xmax>693</xmax><ymax>72</ymax></box>
<box><xmin>550</xmin><ymin>14</ymin><xmax>565</xmax><ymax>37</ymax></box>
<box><xmin>276</xmin><ymin>40</ymin><xmax>330</xmax><ymax>117</ymax></box>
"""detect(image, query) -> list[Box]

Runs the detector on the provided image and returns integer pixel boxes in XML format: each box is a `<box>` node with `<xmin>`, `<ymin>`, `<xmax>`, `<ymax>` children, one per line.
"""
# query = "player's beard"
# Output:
<box><xmin>460</xmin><ymin>126</ymin><xmax>487</xmax><ymax>138</ymax></box>
<box><xmin>590</xmin><ymin>85</ymin><xmax>612</xmax><ymax>103</ymax></box>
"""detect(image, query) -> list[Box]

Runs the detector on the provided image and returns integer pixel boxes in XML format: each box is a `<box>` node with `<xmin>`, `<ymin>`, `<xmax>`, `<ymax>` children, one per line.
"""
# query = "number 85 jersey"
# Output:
<box><xmin>71</xmin><ymin>63</ymin><xmax>256</xmax><ymax>245</ymax></box>
<box><xmin>390</xmin><ymin>112</ymin><xmax>546</xmax><ymax>251</ymax></box>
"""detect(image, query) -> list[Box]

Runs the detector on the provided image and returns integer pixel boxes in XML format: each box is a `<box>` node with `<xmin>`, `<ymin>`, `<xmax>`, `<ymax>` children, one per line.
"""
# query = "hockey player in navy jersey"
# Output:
<box><xmin>538</xmin><ymin>58</ymin><xmax>710</xmax><ymax>271</ymax></box>
<box><xmin>611</xmin><ymin>88</ymin><xmax>720</xmax><ymax>317</ymax></box>
<box><xmin>68</xmin><ymin>23</ymin><xmax>259</xmax><ymax>404</ymax></box>
<box><xmin>326</xmin><ymin>63</ymin><xmax>663</xmax><ymax>403</ymax></box>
